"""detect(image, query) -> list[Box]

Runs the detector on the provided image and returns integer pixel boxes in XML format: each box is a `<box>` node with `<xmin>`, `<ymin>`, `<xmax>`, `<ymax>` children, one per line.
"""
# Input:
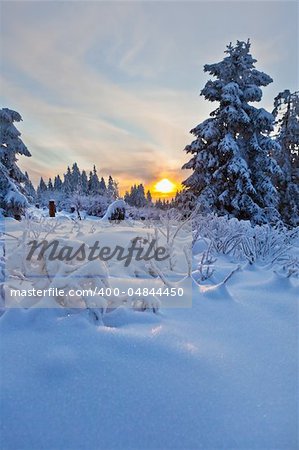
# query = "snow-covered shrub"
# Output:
<box><xmin>132</xmin><ymin>296</ymin><xmax>161</xmax><ymax>313</ymax></box>
<box><xmin>193</xmin><ymin>246</ymin><xmax>216</xmax><ymax>282</ymax></box>
<box><xmin>126</xmin><ymin>205</ymin><xmax>161</xmax><ymax>221</ymax></box>
<box><xmin>3</xmin><ymin>215</ymin><xmax>192</xmax><ymax>319</ymax></box>
<box><xmin>0</xmin><ymin>223</ymin><xmax>5</xmax><ymax>309</ymax></box>
<box><xmin>275</xmin><ymin>256</ymin><xmax>299</xmax><ymax>278</ymax></box>
<box><xmin>86</xmin><ymin>195</ymin><xmax>110</xmax><ymax>217</ymax></box>
<box><xmin>193</xmin><ymin>213</ymin><xmax>298</xmax><ymax>264</ymax></box>
<box><xmin>101</xmin><ymin>200</ymin><xmax>126</xmax><ymax>221</ymax></box>
<box><xmin>155</xmin><ymin>208</ymin><xmax>191</xmax><ymax>271</ymax></box>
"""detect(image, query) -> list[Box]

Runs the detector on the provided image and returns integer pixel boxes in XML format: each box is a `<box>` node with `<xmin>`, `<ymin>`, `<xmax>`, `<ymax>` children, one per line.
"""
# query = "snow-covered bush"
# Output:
<box><xmin>193</xmin><ymin>246</ymin><xmax>216</xmax><ymax>282</ymax></box>
<box><xmin>101</xmin><ymin>199</ymin><xmax>126</xmax><ymax>221</ymax></box>
<box><xmin>3</xmin><ymin>214</ymin><xmax>192</xmax><ymax>320</ymax></box>
<box><xmin>193</xmin><ymin>213</ymin><xmax>298</xmax><ymax>264</ymax></box>
<box><xmin>0</xmin><ymin>222</ymin><xmax>4</xmax><ymax>309</ymax></box>
<box><xmin>275</xmin><ymin>255</ymin><xmax>299</xmax><ymax>278</ymax></box>
<box><xmin>126</xmin><ymin>205</ymin><xmax>161</xmax><ymax>221</ymax></box>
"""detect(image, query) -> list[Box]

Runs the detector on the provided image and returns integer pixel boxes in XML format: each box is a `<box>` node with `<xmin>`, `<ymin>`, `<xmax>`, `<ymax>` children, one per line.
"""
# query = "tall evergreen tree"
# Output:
<box><xmin>88</xmin><ymin>171</ymin><xmax>93</xmax><ymax>194</ymax></box>
<box><xmin>0</xmin><ymin>108</ymin><xmax>32</xmax><ymax>216</ymax></box>
<box><xmin>38</xmin><ymin>178</ymin><xmax>47</xmax><ymax>192</ymax></box>
<box><xmin>124</xmin><ymin>191</ymin><xmax>130</xmax><ymax>204</ymax></box>
<box><xmin>155</xmin><ymin>199</ymin><xmax>163</xmax><ymax>209</ymax></box>
<box><xmin>272</xmin><ymin>90</ymin><xmax>299</xmax><ymax>226</ymax></box>
<box><xmin>63</xmin><ymin>166</ymin><xmax>72</xmax><ymax>194</ymax></box>
<box><xmin>107</xmin><ymin>175</ymin><xmax>118</xmax><ymax>200</ymax></box>
<box><xmin>24</xmin><ymin>171</ymin><xmax>36</xmax><ymax>203</ymax></box>
<box><xmin>36</xmin><ymin>177</ymin><xmax>47</xmax><ymax>203</ymax></box>
<box><xmin>146</xmin><ymin>190</ymin><xmax>152</xmax><ymax>205</ymax></box>
<box><xmin>174</xmin><ymin>189</ymin><xmax>195</xmax><ymax>216</ymax></box>
<box><xmin>48</xmin><ymin>178</ymin><xmax>54</xmax><ymax>191</ymax></box>
<box><xmin>124</xmin><ymin>184</ymin><xmax>147</xmax><ymax>207</ymax></box>
<box><xmin>54</xmin><ymin>175</ymin><xmax>63</xmax><ymax>191</ymax></box>
<box><xmin>71</xmin><ymin>162</ymin><xmax>81</xmax><ymax>192</ymax></box>
<box><xmin>89</xmin><ymin>165</ymin><xmax>100</xmax><ymax>195</ymax></box>
<box><xmin>136</xmin><ymin>184</ymin><xmax>146</xmax><ymax>207</ymax></box>
<box><xmin>182</xmin><ymin>40</ymin><xmax>281</xmax><ymax>224</ymax></box>
<box><xmin>124</xmin><ymin>185</ymin><xmax>136</xmax><ymax>206</ymax></box>
<box><xmin>99</xmin><ymin>176</ymin><xmax>107</xmax><ymax>195</ymax></box>
<box><xmin>81</xmin><ymin>170</ymin><xmax>88</xmax><ymax>194</ymax></box>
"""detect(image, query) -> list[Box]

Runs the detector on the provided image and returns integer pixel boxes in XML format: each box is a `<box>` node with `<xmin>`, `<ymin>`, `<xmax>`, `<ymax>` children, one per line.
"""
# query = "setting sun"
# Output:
<box><xmin>154</xmin><ymin>178</ymin><xmax>176</xmax><ymax>194</ymax></box>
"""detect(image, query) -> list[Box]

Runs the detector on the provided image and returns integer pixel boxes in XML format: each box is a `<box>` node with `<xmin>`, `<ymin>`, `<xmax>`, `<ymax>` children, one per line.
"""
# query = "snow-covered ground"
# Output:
<box><xmin>0</xmin><ymin>214</ymin><xmax>298</xmax><ymax>449</ymax></box>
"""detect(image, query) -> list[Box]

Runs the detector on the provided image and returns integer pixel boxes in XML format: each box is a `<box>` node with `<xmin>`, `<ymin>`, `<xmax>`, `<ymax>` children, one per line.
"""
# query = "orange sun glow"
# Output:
<box><xmin>154</xmin><ymin>178</ymin><xmax>176</xmax><ymax>194</ymax></box>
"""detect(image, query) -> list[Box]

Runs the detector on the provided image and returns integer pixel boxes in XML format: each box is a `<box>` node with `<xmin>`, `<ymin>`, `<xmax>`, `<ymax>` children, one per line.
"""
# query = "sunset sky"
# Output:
<box><xmin>0</xmin><ymin>1</ymin><xmax>297</xmax><ymax>196</ymax></box>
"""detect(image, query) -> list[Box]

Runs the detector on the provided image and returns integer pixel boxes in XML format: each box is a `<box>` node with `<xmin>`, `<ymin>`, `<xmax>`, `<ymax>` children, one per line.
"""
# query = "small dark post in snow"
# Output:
<box><xmin>49</xmin><ymin>200</ymin><xmax>56</xmax><ymax>217</ymax></box>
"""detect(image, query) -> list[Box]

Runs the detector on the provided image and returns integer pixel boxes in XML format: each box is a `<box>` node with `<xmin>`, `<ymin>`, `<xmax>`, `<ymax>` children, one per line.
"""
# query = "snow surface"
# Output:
<box><xmin>0</xmin><ymin>215</ymin><xmax>298</xmax><ymax>449</ymax></box>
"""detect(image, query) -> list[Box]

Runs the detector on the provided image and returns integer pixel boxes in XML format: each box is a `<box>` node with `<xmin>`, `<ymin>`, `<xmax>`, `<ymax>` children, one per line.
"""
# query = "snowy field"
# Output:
<box><xmin>0</xmin><ymin>213</ymin><xmax>298</xmax><ymax>449</ymax></box>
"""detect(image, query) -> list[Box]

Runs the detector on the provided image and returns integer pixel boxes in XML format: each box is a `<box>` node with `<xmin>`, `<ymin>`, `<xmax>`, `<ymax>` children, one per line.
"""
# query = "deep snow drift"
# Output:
<box><xmin>0</xmin><ymin>215</ymin><xmax>298</xmax><ymax>449</ymax></box>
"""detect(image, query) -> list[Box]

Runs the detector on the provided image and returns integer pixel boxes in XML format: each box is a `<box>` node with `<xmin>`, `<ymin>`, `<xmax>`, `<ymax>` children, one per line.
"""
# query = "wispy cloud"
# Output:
<box><xmin>1</xmin><ymin>1</ymin><xmax>297</xmax><ymax>190</ymax></box>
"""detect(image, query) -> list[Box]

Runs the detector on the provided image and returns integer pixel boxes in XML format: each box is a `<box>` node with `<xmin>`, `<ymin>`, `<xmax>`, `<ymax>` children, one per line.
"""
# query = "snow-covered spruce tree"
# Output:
<box><xmin>146</xmin><ymin>190</ymin><xmax>152</xmax><ymax>205</ymax></box>
<box><xmin>0</xmin><ymin>108</ymin><xmax>32</xmax><ymax>217</ymax></box>
<box><xmin>182</xmin><ymin>40</ymin><xmax>282</xmax><ymax>224</ymax></box>
<box><xmin>174</xmin><ymin>189</ymin><xmax>196</xmax><ymax>217</ymax></box>
<box><xmin>24</xmin><ymin>171</ymin><xmax>36</xmax><ymax>203</ymax></box>
<box><xmin>107</xmin><ymin>175</ymin><xmax>119</xmax><ymax>200</ymax></box>
<box><xmin>124</xmin><ymin>184</ymin><xmax>147</xmax><ymax>207</ymax></box>
<box><xmin>272</xmin><ymin>90</ymin><xmax>299</xmax><ymax>226</ymax></box>
<box><xmin>99</xmin><ymin>176</ymin><xmax>107</xmax><ymax>195</ymax></box>
<box><xmin>71</xmin><ymin>162</ymin><xmax>81</xmax><ymax>192</ymax></box>
<box><xmin>136</xmin><ymin>184</ymin><xmax>147</xmax><ymax>207</ymax></box>
<box><xmin>53</xmin><ymin>174</ymin><xmax>63</xmax><ymax>191</ymax></box>
<box><xmin>81</xmin><ymin>170</ymin><xmax>88</xmax><ymax>194</ymax></box>
<box><xmin>36</xmin><ymin>177</ymin><xmax>48</xmax><ymax>205</ymax></box>
<box><xmin>88</xmin><ymin>165</ymin><xmax>100</xmax><ymax>195</ymax></box>
<box><xmin>48</xmin><ymin>178</ymin><xmax>54</xmax><ymax>191</ymax></box>
<box><xmin>63</xmin><ymin>166</ymin><xmax>72</xmax><ymax>195</ymax></box>
<box><xmin>52</xmin><ymin>174</ymin><xmax>63</xmax><ymax>206</ymax></box>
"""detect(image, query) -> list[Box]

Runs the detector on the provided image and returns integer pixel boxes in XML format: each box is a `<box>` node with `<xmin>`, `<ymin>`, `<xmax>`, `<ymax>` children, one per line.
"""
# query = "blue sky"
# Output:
<box><xmin>0</xmin><ymin>1</ymin><xmax>298</xmax><ymax>194</ymax></box>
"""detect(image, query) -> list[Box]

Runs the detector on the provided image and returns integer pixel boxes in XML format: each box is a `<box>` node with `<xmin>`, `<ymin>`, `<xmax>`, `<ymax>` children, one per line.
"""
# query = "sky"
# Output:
<box><xmin>0</xmin><ymin>0</ymin><xmax>298</xmax><ymax>196</ymax></box>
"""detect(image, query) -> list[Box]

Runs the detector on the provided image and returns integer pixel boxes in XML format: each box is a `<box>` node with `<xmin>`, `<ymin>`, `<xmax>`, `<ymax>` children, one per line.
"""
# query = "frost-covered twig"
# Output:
<box><xmin>195</xmin><ymin>247</ymin><xmax>217</xmax><ymax>282</ymax></box>
<box><xmin>222</xmin><ymin>265</ymin><xmax>241</xmax><ymax>284</ymax></box>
